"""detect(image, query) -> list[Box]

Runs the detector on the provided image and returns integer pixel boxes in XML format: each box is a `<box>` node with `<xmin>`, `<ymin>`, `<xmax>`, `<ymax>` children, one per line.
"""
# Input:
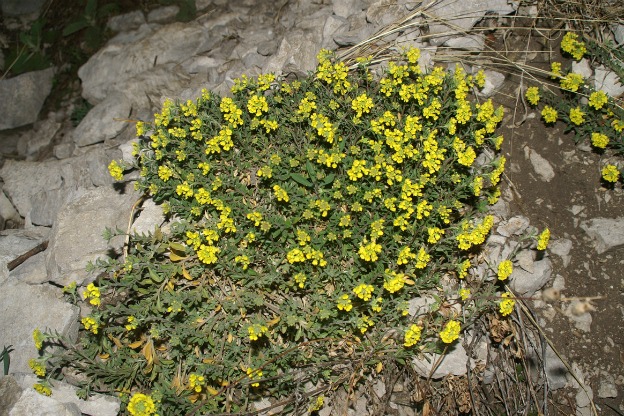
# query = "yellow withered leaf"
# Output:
<box><xmin>376</xmin><ymin>362</ymin><xmax>383</xmax><ymax>373</ymax></box>
<box><xmin>128</xmin><ymin>340</ymin><xmax>143</xmax><ymax>349</ymax></box>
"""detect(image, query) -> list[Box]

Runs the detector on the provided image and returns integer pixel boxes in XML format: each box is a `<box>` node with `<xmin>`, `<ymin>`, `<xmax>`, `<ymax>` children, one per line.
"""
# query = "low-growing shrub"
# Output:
<box><xmin>35</xmin><ymin>48</ymin><xmax>525</xmax><ymax>415</ymax></box>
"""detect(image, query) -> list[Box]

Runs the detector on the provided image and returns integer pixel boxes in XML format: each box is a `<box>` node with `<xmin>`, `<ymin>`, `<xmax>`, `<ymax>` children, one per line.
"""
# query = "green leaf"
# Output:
<box><xmin>62</xmin><ymin>19</ymin><xmax>90</xmax><ymax>37</ymax></box>
<box><xmin>85</xmin><ymin>0</ymin><xmax>97</xmax><ymax>19</ymax></box>
<box><xmin>169</xmin><ymin>242</ymin><xmax>187</xmax><ymax>252</ymax></box>
<box><xmin>290</xmin><ymin>173</ymin><xmax>313</xmax><ymax>187</ymax></box>
<box><xmin>149</xmin><ymin>268</ymin><xmax>164</xmax><ymax>283</ymax></box>
<box><xmin>323</xmin><ymin>173</ymin><xmax>335</xmax><ymax>185</ymax></box>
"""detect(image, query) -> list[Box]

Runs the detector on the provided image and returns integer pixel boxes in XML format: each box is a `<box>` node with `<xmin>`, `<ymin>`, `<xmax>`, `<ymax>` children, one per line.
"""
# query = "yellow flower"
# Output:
<box><xmin>337</xmin><ymin>294</ymin><xmax>353</xmax><ymax>312</ymax></box>
<box><xmin>33</xmin><ymin>328</ymin><xmax>44</xmax><ymax>350</ymax></box>
<box><xmin>590</xmin><ymin>132</ymin><xmax>609</xmax><ymax>149</ymax></box>
<box><xmin>560</xmin><ymin>73</ymin><xmax>584</xmax><ymax>92</ymax></box>
<box><xmin>537</xmin><ymin>228</ymin><xmax>550</xmax><ymax>250</ymax></box>
<box><xmin>247</xmin><ymin>323</ymin><xmax>268</xmax><ymax>341</ymax></box>
<box><xmin>247</xmin><ymin>95</ymin><xmax>269</xmax><ymax>116</ymax></box>
<box><xmin>83</xmin><ymin>283</ymin><xmax>101</xmax><ymax>306</ymax></box>
<box><xmin>383</xmin><ymin>270</ymin><xmax>406</xmax><ymax>293</ymax></box>
<box><xmin>81</xmin><ymin>316</ymin><xmax>99</xmax><ymax>334</ymax></box>
<box><xmin>157</xmin><ymin>165</ymin><xmax>173</xmax><ymax>181</ymax></box>
<box><xmin>404</xmin><ymin>324</ymin><xmax>422</xmax><ymax>347</ymax></box>
<box><xmin>459</xmin><ymin>288</ymin><xmax>471</xmax><ymax>301</ymax></box>
<box><xmin>499</xmin><ymin>292</ymin><xmax>515</xmax><ymax>316</ymax></box>
<box><xmin>351</xmin><ymin>93</ymin><xmax>374</xmax><ymax>118</ymax></box>
<box><xmin>550</xmin><ymin>62</ymin><xmax>562</xmax><ymax>78</ymax></box>
<box><xmin>525</xmin><ymin>86</ymin><xmax>540</xmax><ymax>106</ymax></box>
<box><xmin>189</xmin><ymin>373</ymin><xmax>205</xmax><ymax>393</ymax></box>
<box><xmin>541</xmin><ymin>106</ymin><xmax>558</xmax><ymax>124</ymax></box>
<box><xmin>569</xmin><ymin>107</ymin><xmax>585</xmax><ymax>125</ymax></box>
<box><xmin>246</xmin><ymin>368</ymin><xmax>262</xmax><ymax>388</ymax></box>
<box><xmin>602</xmin><ymin>164</ymin><xmax>620</xmax><ymax>183</ymax></box>
<box><xmin>33</xmin><ymin>383</ymin><xmax>52</xmax><ymax>396</ymax></box>
<box><xmin>197</xmin><ymin>244</ymin><xmax>220</xmax><ymax>265</ymax></box>
<box><xmin>440</xmin><ymin>320</ymin><xmax>461</xmax><ymax>344</ymax></box>
<box><xmin>588</xmin><ymin>90</ymin><xmax>608</xmax><ymax>110</ymax></box>
<box><xmin>561</xmin><ymin>32</ymin><xmax>586</xmax><ymax>61</ymax></box>
<box><xmin>358</xmin><ymin>240</ymin><xmax>382</xmax><ymax>262</ymax></box>
<box><xmin>497</xmin><ymin>259</ymin><xmax>513</xmax><ymax>281</ymax></box>
<box><xmin>29</xmin><ymin>358</ymin><xmax>46</xmax><ymax>377</ymax></box>
<box><xmin>108</xmin><ymin>160</ymin><xmax>124</xmax><ymax>181</ymax></box>
<box><xmin>353</xmin><ymin>284</ymin><xmax>374</xmax><ymax>301</ymax></box>
<box><xmin>273</xmin><ymin>185</ymin><xmax>289</xmax><ymax>202</ymax></box>
<box><xmin>127</xmin><ymin>393</ymin><xmax>157</xmax><ymax>416</ymax></box>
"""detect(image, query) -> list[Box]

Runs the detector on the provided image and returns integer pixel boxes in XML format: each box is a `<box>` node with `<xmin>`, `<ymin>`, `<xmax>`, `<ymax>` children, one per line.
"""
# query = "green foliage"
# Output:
<box><xmin>1</xmin><ymin>345</ymin><xmax>14</xmax><ymax>375</ymax></box>
<box><xmin>2</xmin><ymin>18</ymin><xmax>54</xmax><ymax>75</ymax></box>
<box><xmin>70</xmin><ymin>98</ymin><xmax>94</xmax><ymax>127</ymax></box>
<box><xmin>62</xmin><ymin>0</ymin><xmax>119</xmax><ymax>51</ymax></box>
<box><xmin>38</xmin><ymin>49</ymin><xmax>515</xmax><ymax>415</ymax></box>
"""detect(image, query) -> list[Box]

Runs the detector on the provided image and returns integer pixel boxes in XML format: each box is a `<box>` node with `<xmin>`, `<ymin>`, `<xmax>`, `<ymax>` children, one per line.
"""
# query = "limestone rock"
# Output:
<box><xmin>0</xmin><ymin>227</ymin><xmax>49</xmax><ymax>285</ymax></box>
<box><xmin>45</xmin><ymin>186</ymin><xmax>140</xmax><ymax>287</ymax></box>
<box><xmin>78</xmin><ymin>22</ymin><xmax>208</xmax><ymax>104</ymax></box>
<box><xmin>594</xmin><ymin>66</ymin><xmax>624</xmax><ymax>98</ymax></box>
<box><xmin>366</xmin><ymin>0</ymin><xmax>409</xmax><ymax>27</ymax></box>
<box><xmin>131</xmin><ymin>198</ymin><xmax>165</xmax><ymax>236</ymax></box>
<box><xmin>580</xmin><ymin>217</ymin><xmax>624</xmax><ymax>254</ymax></box>
<box><xmin>0</xmin><ymin>375</ymin><xmax>23</xmax><ymax>416</ymax></box>
<box><xmin>525</xmin><ymin>147</ymin><xmax>555</xmax><ymax>182</ymax></box>
<box><xmin>0</xmin><ymin>279</ymin><xmax>79</xmax><ymax>374</ymax></box>
<box><xmin>0</xmin><ymin>68</ymin><xmax>55</xmax><ymax>131</ymax></box>
<box><xmin>107</xmin><ymin>10</ymin><xmax>146</xmax><ymax>33</ymax></box>
<box><xmin>477</xmin><ymin>69</ymin><xmax>505</xmax><ymax>97</ymax></box>
<box><xmin>8</xmin><ymin>388</ymin><xmax>82</xmax><ymax>416</ymax></box>
<box><xmin>16</xmin><ymin>118</ymin><xmax>61</xmax><ymax>161</ymax></box>
<box><xmin>0</xmin><ymin>190</ymin><xmax>21</xmax><ymax>229</ymax></box>
<box><xmin>147</xmin><ymin>5</ymin><xmax>180</xmax><ymax>23</ymax></box>
<box><xmin>509</xmin><ymin>252</ymin><xmax>552</xmax><ymax>296</ymax></box>
<box><xmin>73</xmin><ymin>92</ymin><xmax>131</xmax><ymax>147</ymax></box>
<box><xmin>9</xmin><ymin>252</ymin><xmax>48</xmax><ymax>285</ymax></box>
<box><xmin>425</xmin><ymin>0</ymin><xmax>517</xmax><ymax>45</ymax></box>
<box><xmin>412</xmin><ymin>343</ymin><xmax>475</xmax><ymax>379</ymax></box>
<box><xmin>549</xmin><ymin>238</ymin><xmax>573</xmax><ymax>267</ymax></box>
<box><xmin>444</xmin><ymin>34</ymin><xmax>486</xmax><ymax>51</ymax></box>
<box><xmin>496</xmin><ymin>215</ymin><xmax>530</xmax><ymax>237</ymax></box>
<box><xmin>14</xmin><ymin>374</ymin><xmax>120</xmax><ymax>416</ymax></box>
<box><xmin>263</xmin><ymin>31</ymin><xmax>320</xmax><ymax>77</ymax></box>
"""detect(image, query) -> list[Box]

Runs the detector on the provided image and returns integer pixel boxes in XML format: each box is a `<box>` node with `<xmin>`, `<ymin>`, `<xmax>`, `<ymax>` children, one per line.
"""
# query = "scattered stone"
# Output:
<box><xmin>444</xmin><ymin>34</ymin><xmax>486</xmax><ymax>51</ymax></box>
<box><xmin>9</xmin><ymin>252</ymin><xmax>47</xmax><ymax>285</ymax></box>
<box><xmin>333</xmin><ymin>0</ymin><xmax>364</xmax><ymax>18</ymax></box>
<box><xmin>549</xmin><ymin>238</ymin><xmax>573</xmax><ymax>267</ymax></box>
<box><xmin>515</xmin><ymin>249</ymin><xmax>535</xmax><ymax>273</ymax></box>
<box><xmin>264</xmin><ymin>31</ymin><xmax>319</xmax><ymax>77</ymax></box>
<box><xmin>571</xmin><ymin>58</ymin><xmax>592</xmax><ymax>79</ymax></box>
<box><xmin>8</xmin><ymin>387</ymin><xmax>82</xmax><ymax>416</ymax></box>
<box><xmin>0</xmin><ymin>190</ymin><xmax>22</xmax><ymax>229</ymax></box>
<box><xmin>525</xmin><ymin>147</ymin><xmax>555</xmax><ymax>182</ymax></box>
<box><xmin>597</xmin><ymin>373</ymin><xmax>618</xmax><ymax>398</ymax></box>
<box><xmin>107</xmin><ymin>10</ymin><xmax>146</xmax><ymax>33</ymax></box>
<box><xmin>45</xmin><ymin>186</ymin><xmax>140</xmax><ymax>287</ymax></box>
<box><xmin>0</xmin><ymin>227</ymin><xmax>49</xmax><ymax>284</ymax></box>
<box><xmin>496</xmin><ymin>215</ymin><xmax>530</xmax><ymax>237</ymax></box>
<box><xmin>424</xmin><ymin>0</ymin><xmax>517</xmax><ymax>45</ymax></box>
<box><xmin>612</xmin><ymin>23</ymin><xmax>624</xmax><ymax>45</ymax></box>
<box><xmin>14</xmin><ymin>374</ymin><xmax>120</xmax><ymax>416</ymax></box>
<box><xmin>407</xmin><ymin>295</ymin><xmax>435</xmax><ymax>317</ymax></box>
<box><xmin>53</xmin><ymin>142</ymin><xmax>75</xmax><ymax>160</ymax></box>
<box><xmin>0</xmin><ymin>68</ymin><xmax>55</xmax><ymax>131</ymax></box>
<box><xmin>477</xmin><ymin>69</ymin><xmax>505</xmax><ymax>97</ymax></box>
<box><xmin>412</xmin><ymin>342</ymin><xmax>475</xmax><ymax>379</ymax></box>
<box><xmin>366</xmin><ymin>0</ymin><xmax>409</xmax><ymax>27</ymax></box>
<box><xmin>544</xmin><ymin>345</ymin><xmax>568</xmax><ymax>390</ymax></box>
<box><xmin>0</xmin><ymin>279</ymin><xmax>79</xmax><ymax>374</ymax></box>
<box><xmin>257</xmin><ymin>40</ymin><xmax>279</xmax><ymax>56</ymax></box>
<box><xmin>132</xmin><ymin>199</ymin><xmax>165</xmax><ymax>236</ymax></box>
<box><xmin>509</xmin><ymin>252</ymin><xmax>552</xmax><ymax>296</ymax></box>
<box><xmin>73</xmin><ymin>92</ymin><xmax>131</xmax><ymax>147</ymax></box>
<box><xmin>0</xmin><ymin>375</ymin><xmax>23</xmax><ymax>416</ymax></box>
<box><xmin>78</xmin><ymin>22</ymin><xmax>208</xmax><ymax>104</ymax></box>
<box><xmin>563</xmin><ymin>301</ymin><xmax>593</xmax><ymax>332</ymax></box>
<box><xmin>147</xmin><ymin>6</ymin><xmax>180</xmax><ymax>23</ymax></box>
<box><xmin>594</xmin><ymin>65</ymin><xmax>624</xmax><ymax>98</ymax></box>
<box><xmin>580</xmin><ymin>217</ymin><xmax>624</xmax><ymax>254</ymax></box>
<box><xmin>16</xmin><ymin>118</ymin><xmax>61</xmax><ymax>161</ymax></box>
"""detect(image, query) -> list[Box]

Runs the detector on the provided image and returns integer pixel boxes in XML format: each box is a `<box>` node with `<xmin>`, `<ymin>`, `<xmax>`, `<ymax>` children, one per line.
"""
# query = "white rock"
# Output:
<box><xmin>45</xmin><ymin>186</ymin><xmax>140</xmax><ymax>287</ymax></box>
<box><xmin>0</xmin><ymin>190</ymin><xmax>21</xmax><ymax>228</ymax></box>
<box><xmin>0</xmin><ymin>67</ymin><xmax>55</xmax><ymax>131</ymax></box>
<box><xmin>412</xmin><ymin>342</ymin><xmax>475</xmax><ymax>379</ymax></box>
<box><xmin>333</xmin><ymin>0</ymin><xmax>364</xmax><ymax>18</ymax></box>
<box><xmin>477</xmin><ymin>69</ymin><xmax>505</xmax><ymax>97</ymax></box>
<box><xmin>525</xmin><ymin>147</ymin><xmax>555</xmax><ymax>182</ymax></box>
<box><xmin>516</xmin><ymin>249</ymin><xmax>535</xmax><ymax>273</ymax></box>
<box><xmin>407</xmin><ymin>295</ymin><xmax>435</xmax><ymax>317</ymax></box>
<box><xmin>9</xmin><ymin>252</ymin><xmax>47</xmax><ymax>285</ymax></box>
<box><xmin>147</xmin><ymin>5</ymin><xmax>179</xmax><ymax>23</ymax></box>
<box><xmin>78</xmin><ymin>22</ymin><xmax>208</xmax><ymax>104</ymax></box>
<box><xmin>597</xmin><ymin>375</ymin><xmax>618</xmax><ymax>398</ymax></box>
<box><xmin>580</xmin><ymin>217</ymin><xmax>624</xmax><ymax>254</ymax></box>
<box><xmin>0</xmin><ymin>227</ymin><xmax>49</xmax><ymax>285</ymax></box>
<box><xmin>73</xmin><ymin>92</ymin><xmax>131</xmax><ymax>147</ymax></box>
<box><xmin>424</xmin><ymin>0</ymin><xmax>517</xmax><ymax>45</ymax></box>
<box><xmin>9</xmin><ymin>388</ymin><xmax>82</xmax><ymax>416</ymax></box>
<box><xmin>544</xmin><ymin>345</ymin><xmax>568</xmax><ymax>390</ymax></box>
<box><xmin>564</xmin><ymin>301</ymin><xmax>592</xmax><ymax>332</ymax></box>
<box><xmin>571</xmin><ymin>58</ymin><xmax>592</xmax><ymax>79</ymax></box>
<box><xmin>444</xmin><ymin>34</ymin><xmax>486</xmax><ymax>51</ymax></box>
<box><xmin>594</xmin><ymin>65</ymin><xmax>624</xmax><ymax>98</ymax></box>
<box><xmin>549</xmin><ymin>238</ymin><xmax>573</xmax><ymax>267</ymax></box>
<box><xmin>132</xmin><ymin>199</ymin><xmax>165</xmax><ymax>236</ymax></box>
<box><xmin>263</xmin><ymin>31</ymin><xmax>320</xmax><ymax>77</ymax></box>
<box><xmin>17</xmin><ymin>118</ymin><xmax>61</xmax><ymax>161</ymax></box>
<box><xmin>612</xmin><ymin>23</ymin><xmax>624</xmax><ymax>45</ymax></box>
<box><xmin>107</xmin><ymin>10</ymin><xmax>145</xmax><ymax>32</ymax></box>
<box><xmin>15</xmin><ymin>374</ymin><xmax>120</xmax><ymax>416</ymax></box>
<box><xmin>496</xmin><ymin>215</ymin><xmax>530</xmax><ymax>237</ymax></box>
<box><xmin>0</xmin><ymin>279</ymin><xmax>79</xmax><ymax>374</ymax></box>
<box><xmin>509</xmin><ymin>254</ymin><xmax>552</xmax><ymax>296</ymax></box>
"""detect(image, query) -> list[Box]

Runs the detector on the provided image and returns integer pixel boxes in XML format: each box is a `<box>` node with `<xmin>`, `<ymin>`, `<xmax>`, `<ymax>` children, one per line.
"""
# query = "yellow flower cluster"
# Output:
<box><xmin>248</xmin><ymin>323</ymin><xmax>268</xmax><ymax>341</ymax></box>
<box><xmin>246</xmin><ymin>368</ymin><xmax>263</xmax><ymax>387</ymax></box>
<box><xmin>541</xmin><ymin>106</ymin><xmax>558</xmax><ymax>124</ymax></box>
<box><xmin>32</xmin><ymin>328</ymin><xmax>44</xmax><ymax>350</ymax></box>
<box><xmin>197</xmin><ymin>244</ymin><xmax>220</xmax><ymax>265</ymax></box>
<box><xmin>108</xmin><ymin>160</ymin><xmax>124</xmax><ymax>181</ymax></box>
<box><xmin>29</xmin><ymin>358</ymin><xmax>46</xmax><ymax>377</ymax></box>
<box><xmin>353</xmin><ymin>284</ymin><xmax>374</xmax><ymax>301</ymax></box>
<box><xmin>403</xmin><ymin>324</ymin><xmax>422</xmax><ymax>347</ymax></box>
<box><xmin>315</xmin><ymin>49</ymin><xmax>351</xmax><ymax>94</ymax></box>
<box><xmin>560</xmin><ymin>72</ymin><xmax>584</xmax><ymax>92</ymax></box>
<box><xmin>189</xmin><ymin>373</ymin><xmax>205</xmax><ymax>393</ymax></box>
<box><xmin>591</xmin><ymin>132</ymin><xmax>609</xmax><ymax>149</ymax></box>
<box><xmin>537</xmin><ymin>228</ymin><xmax>550</xmax><ymax>251</ymax></box>
<box><xmin>357</xmin><ymin>315</ymin><xmax>374</xmax><ymax>333</ymax></box>
<box><xmin>440</xmin><ymin>320</ymin><xmax>461</xmax><ymax>344</ymax></box>
<box><xmin>127</xmin><ymin>393</ymin><xmax>157</xmax><ymax>416</ymax></box>
<box><xmin>497</xmin><ymin>260</ymin><xmax>513</xmax><ymax>281</ymax></box>
<box><xmin>358</xmin><ymin>240</ymin><xmax>382</xmax><ymax>262</ymax></box>
<box><xmin>383</xmin><ymin>269</ymin><xmax>407</xmax><ymax>293</ymax></box>
<box><xmin>81</xmin><ymin>316</ymin><xmax>99</xmax><ymax>334</ymax></box>
<box><xmin>588</xmin><ymin>90</ymin><xmax>608</xmax><ymax>110</ymax></box>
<box><xmin>561</xmin><ymin>32</ymin><xmax>586</xmax><ymax>61</ymax></box>
<box><xmin>336</xmin><ymin>294</ymin><xmax>352</xmax><ymax>312</ymax></box>
<box><xmin>525</xmin><ymin>87</ymin><xmax>540</xmax><ymax>106</ymax></box>
<box><xmin>602</xmin><ymin>164</ymin><xmax>620</xmax><ymax>183</ymax></box>
<box><xmin>83</xmin><ymin>283</ymin><xmax>101</xmax><ymax>306</ymax></box>
<box><xmin>499</xmin><ymin>292</ymin><xmax>515</xmax><ymax>316</ymax></box>
<box><xmin>34</xmin><ymin>383</ymin><xmax>52</xmax><ymax>396</ymax></box>
<box><xmin>456</xmin><ymin>215</ymin><xmax>494</xmax><ymax>250</ymax></box>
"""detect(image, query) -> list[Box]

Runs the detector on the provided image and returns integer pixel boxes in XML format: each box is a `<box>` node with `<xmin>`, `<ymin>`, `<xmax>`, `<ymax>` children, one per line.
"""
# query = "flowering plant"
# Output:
<box><xmin>35</xmin><ymin>48</ymin><xmax>522</xmax><ymax>414</ymax></box>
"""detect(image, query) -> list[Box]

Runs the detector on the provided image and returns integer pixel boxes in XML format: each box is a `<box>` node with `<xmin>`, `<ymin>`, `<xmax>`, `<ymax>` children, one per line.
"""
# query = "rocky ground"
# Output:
<box><xmin>0</xmin><ymin>0</ymin><xmax>623</xmax><ymax>415</ymax></box>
